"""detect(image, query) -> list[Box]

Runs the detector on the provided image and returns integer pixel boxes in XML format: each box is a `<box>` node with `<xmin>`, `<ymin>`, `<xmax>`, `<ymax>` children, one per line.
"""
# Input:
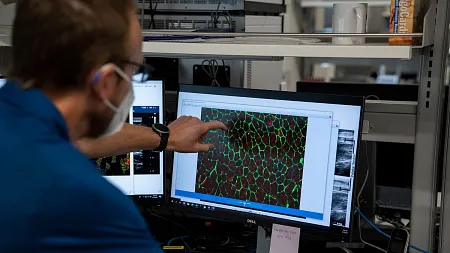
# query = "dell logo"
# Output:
<box><xmin>247</xmin><ymin>219</ymin><xmax>256</xmax><ymax>224</ymax></box>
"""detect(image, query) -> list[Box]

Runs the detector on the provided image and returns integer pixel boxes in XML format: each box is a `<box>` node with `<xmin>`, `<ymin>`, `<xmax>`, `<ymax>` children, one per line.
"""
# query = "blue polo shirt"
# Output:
<box><xmin>0</xmin><ymin>81</ymin><xmax>163</xmax><ymax>253</ymax></box>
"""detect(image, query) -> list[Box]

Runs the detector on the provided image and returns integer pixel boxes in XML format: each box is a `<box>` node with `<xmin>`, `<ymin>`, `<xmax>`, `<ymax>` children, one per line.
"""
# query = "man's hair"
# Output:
<box><xmin>10</xmin><ymin>0</ymin><xmax>135</xmax><ymax>91</ymax></box>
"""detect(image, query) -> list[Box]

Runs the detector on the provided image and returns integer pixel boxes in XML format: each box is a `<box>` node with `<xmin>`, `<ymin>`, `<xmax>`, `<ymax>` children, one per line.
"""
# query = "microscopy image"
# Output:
<box><xmin>94</xmin><ymin>154</ymin><xmax>130</xmax><ymax>176</ymax></box>
<box><xmin>333</xmin><ymin>177</ymin><xmax>351</xmax><ymax>192</ymax></box>
<box><xmin>335</xmin><ymin>129</ymin><xmax>355</xmax><ymax>177</ymax></box>
<box><xmin>93</xmin><ymin>115</ymin><xmax>131</xmax><ymax>176</ymax></box>
<box><xmin>196</xmin><ymin>107</ymin><xmax>308</xmax><ymax>209</ymax></box>
<box><xmin>331</xmin><ymin>177</ymin><xmax>351</xmax><ymax>226</ymax></box>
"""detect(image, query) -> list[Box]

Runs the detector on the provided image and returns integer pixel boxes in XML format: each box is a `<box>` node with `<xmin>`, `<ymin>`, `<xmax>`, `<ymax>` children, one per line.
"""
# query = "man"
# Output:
<box><xmin>0</xmin><ymin>1</ymin><xmax>226</xmax><ymax>253</ymax></box>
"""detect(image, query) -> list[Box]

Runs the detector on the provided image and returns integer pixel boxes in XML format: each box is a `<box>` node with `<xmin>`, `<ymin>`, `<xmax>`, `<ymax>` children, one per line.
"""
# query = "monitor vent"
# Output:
<box><xmin>245</xmin><ymin>61</ymin><xmax>253</xmax><ymax>89</ymax></box>
<box><xmin>144</xmin><ymin>17</ymin><xmax>235</xmax><ymax>30</ymax></box>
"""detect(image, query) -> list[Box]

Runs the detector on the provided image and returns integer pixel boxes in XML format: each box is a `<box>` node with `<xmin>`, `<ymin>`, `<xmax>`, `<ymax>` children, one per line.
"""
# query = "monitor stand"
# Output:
<box><xmin>256</xmin><ymin>226</ymin><xmax>271</xmax><ymax>253</ymax></box>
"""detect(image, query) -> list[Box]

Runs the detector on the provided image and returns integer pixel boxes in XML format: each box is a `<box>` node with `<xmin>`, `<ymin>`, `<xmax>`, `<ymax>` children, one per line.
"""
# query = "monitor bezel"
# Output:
<box><xmin>170</xmin><ymin>84</ymin><xmax>365</xmax><ymax>242</ymax></box>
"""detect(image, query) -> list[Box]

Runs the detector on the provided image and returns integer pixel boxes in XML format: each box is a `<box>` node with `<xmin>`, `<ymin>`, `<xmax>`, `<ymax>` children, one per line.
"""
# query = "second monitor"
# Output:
<box><xmin>94</xmin><ymin>79</ymin><xmax>164</xmax><ymax>199</ymax></box>
<box><xmin>171</xmin><ymin>85</ymin><xmax>364</xmax><ymax>241</ymax></box>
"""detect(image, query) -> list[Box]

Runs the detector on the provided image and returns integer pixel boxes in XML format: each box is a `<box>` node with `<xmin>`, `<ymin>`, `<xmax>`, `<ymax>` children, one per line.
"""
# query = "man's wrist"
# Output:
<box><xmin>166</xmin><ymin>135</ymin><xmax>176</xmax><ymax>151</ymax></box>
<box><xmin>151</xmin><ymin>123</ymin><xmax>170</xmax><ymax>152</ymax></box>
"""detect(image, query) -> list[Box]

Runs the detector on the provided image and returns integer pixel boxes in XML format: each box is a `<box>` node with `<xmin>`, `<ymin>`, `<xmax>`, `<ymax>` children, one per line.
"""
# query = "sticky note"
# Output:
<box><xmin>269</xmin><ymin>223</ymin><xmax>301</xmax><ymax>253</ymax></box>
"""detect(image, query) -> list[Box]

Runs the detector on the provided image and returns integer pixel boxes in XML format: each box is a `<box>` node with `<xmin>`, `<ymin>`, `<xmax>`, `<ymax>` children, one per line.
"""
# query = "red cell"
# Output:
<box><xmin>256</xmin><ymin>188</ymin><xmax>265</xmax><ymax>201</ymax></box>
<box><xmin>263</xmin><ymin>180</ymin><xmax>271</xmax><ymax>190</ymax></box>
<box><xmin>278</xmin><ymin>194</ymin><xmax>287</xmax><ymax>207</ymax></box>
<box><xmin>242</xmin><ymin>178</ymin><xmax>249</xmax><ymax>188</ymax></box>
<box><xmin>239</xmin><ymin>190</ymin><xmax>247</xmax><ymax>200</ymax></box>
<box><xmin>256</xmin><ymin>176</ymin><xmax>264</xmax><ymax>186</ymax></box>
<box><xmin>247</xmin><ymin>173</ymin><xmax>255</xmax><ymax>185</ymax></box>
<box><xmin>269</xmin><ymin>133</ymin><xmax>276</xmax><ymax>143</ymax></box>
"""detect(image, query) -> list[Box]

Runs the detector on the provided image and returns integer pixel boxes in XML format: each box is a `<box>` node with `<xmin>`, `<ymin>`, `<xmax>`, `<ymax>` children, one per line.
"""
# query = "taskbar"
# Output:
<box><xmin>171</xmin><ymin>199</ymin><xmax>216</xmax><ymax>212</ymax></box>
<box><xmin>134</xmin><ymin>194</ymin><xmax>164</xmax><ymax>199</ymax></box>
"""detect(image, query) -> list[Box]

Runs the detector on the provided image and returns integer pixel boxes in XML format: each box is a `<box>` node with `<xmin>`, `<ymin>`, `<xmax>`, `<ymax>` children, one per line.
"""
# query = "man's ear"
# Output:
<box><xmin>90</xmin><ymin>64</ymin><xmax>117</xmax><ymax>100</ymax></box>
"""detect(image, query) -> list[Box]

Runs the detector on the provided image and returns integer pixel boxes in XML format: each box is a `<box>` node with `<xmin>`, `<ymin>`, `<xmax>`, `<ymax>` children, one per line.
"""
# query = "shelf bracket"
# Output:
<box><xmin>422</xmin><ymin>3</ymin><xmax>436</xmax><ymax>47</ymax></box>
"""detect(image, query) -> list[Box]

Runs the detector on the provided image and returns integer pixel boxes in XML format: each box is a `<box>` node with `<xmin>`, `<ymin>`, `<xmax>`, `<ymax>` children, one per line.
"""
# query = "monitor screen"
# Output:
<box><xmin>0</xmin><ymin>78</ymin><xmax>5</xmax><ymax>89</ymax></box>
<box><xmin>171</xmin><ymin>85</ymin><xmax>364</xmax><ymax>240</ymax></box>
<box><xmin>94</xmin><ymin>79</ymin><xmax>164</xmax><ymax>198</ymax></box>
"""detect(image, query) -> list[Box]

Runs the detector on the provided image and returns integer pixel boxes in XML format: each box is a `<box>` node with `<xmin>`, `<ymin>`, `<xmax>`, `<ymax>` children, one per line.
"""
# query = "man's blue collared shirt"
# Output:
<box><xmin>0</xmin><ymin>81</ymin><xmax>163</xmax><ymax>253</ymax></box>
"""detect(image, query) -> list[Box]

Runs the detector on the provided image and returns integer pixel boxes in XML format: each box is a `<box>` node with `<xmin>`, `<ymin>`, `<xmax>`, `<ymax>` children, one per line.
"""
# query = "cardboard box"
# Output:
<box><xmin>389</xmin><ymin>0</ymin><xmax>425</xmax><ymax>45</ymax></box>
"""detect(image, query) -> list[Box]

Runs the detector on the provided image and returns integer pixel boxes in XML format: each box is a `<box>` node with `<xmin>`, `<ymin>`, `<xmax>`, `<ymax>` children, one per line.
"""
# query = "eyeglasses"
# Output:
<box><xmin>122</xmin><ymin>60</ymin><xmax>155</xmax><ymax>83</ymax></box>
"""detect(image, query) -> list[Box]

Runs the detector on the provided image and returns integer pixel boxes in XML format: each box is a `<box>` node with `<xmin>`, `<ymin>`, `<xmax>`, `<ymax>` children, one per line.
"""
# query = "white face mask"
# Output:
<box><xmin>95</xmin><ymin>63</ymin><xmax>135</xmax><ymax>137</ymax></box>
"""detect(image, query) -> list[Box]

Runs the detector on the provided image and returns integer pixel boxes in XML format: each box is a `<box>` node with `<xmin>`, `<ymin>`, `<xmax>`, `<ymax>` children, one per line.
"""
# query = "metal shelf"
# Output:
<box><xmin>142</xmin><ymin>41</ymin><xmax>413</xmax><ymax>59</ymax></box>
<box><xmin>300</xmin><ymin>0</ymin><xmax>390</xmax><ymax>8</ymax></box>
<box><xmin>138</xmin><ymin>31</ymin><xmax>427</xmax><ymax>59</ymax></box>
<box><xmin>135</xmin><ymin>0</ymin><xmax>244</xmax><ymax>11</ymax></box>
<box><xmin>0</xmin><ymin>28</ymin><xmax>423</xmax><ymax>60</ymax></box>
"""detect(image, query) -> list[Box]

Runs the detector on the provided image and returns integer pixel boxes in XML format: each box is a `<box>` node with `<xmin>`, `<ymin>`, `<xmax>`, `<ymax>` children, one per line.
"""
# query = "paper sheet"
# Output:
<box><xmin>269</xmin><ymin>223</ymin><xmax>301</xmax><ymax>253</ymax></box>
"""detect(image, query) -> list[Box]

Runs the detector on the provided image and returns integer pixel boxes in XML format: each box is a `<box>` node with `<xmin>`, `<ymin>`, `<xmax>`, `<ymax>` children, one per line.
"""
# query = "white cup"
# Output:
<box><xmin>332</xmin><ymin>3</ymin><xmax>368</xmax><ymax>45</ymax></box>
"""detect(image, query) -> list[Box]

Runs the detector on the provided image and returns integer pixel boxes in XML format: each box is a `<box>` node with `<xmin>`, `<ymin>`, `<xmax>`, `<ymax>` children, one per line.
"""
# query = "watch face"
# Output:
<box><xmin>153</xmin><ymin>123</ymin><xmax>170</xmax><ymax>134</ymax></box>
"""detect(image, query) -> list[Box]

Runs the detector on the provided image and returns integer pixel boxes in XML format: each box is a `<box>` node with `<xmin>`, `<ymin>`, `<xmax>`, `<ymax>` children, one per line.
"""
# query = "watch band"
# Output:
<box><xmin>154</xmin><ymin>133</ymin><xmax>168</xmax><ymax>152</ymax></box>
<box><xmin>152</xmin><ymin>123</ymin><xmax>170</xmax><ymax>152</ymax></box>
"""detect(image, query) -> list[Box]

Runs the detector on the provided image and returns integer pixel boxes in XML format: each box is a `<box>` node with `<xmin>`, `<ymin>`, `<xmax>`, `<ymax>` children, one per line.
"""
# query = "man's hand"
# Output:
<box><xmin>167</xmin><ymin>116</ymin><xmax>227</xmax><ymax>153</ymax></box>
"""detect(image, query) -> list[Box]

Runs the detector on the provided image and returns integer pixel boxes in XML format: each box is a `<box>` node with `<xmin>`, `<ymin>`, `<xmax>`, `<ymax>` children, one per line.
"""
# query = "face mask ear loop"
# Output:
<box><xmin>103</xmin><ymin>99</ymin><xmax>119</xmax><ymax>113</ymax></box>
<box><xmin>93</xmin><ymin>64</ymin><xmax>121</xmax><ymax>113</ymax></box>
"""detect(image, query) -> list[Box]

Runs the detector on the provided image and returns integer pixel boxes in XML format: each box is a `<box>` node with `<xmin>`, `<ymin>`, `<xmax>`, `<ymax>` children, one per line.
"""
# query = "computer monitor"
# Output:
<box><xmin>94</xmin><ymin>78</ymin><xmax>164</xmax><ymax>199</ymax></box>
<box><xmin>296</xmin><ymin>81</ymin><xmax>419</xmax><ymax>101</ymax></box>
<box><xmin>171</xmin><ymin>85</ymin><xmax>365</xmax><ymax>241</ymax></box>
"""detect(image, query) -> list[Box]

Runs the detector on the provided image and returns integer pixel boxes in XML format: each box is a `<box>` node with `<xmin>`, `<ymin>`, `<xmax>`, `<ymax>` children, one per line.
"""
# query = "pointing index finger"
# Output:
<box><xmin>203</xmin><ymin>120</ymin><xmax>227</xmax><ymax>131</ymax></box>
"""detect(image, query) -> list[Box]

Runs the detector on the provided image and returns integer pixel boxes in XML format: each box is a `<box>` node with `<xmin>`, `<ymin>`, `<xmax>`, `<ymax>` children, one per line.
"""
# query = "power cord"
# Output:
<box><xmin>210</xmin><ymin>2</ymin><xmax>232</xmax><ymax>30</ymax></box>
<box><xmin>357</xmin><ymin>141</ymin><xmax>387</xmax><ymax>253</ymax></box>
<box><xmin>147</xmin><ymin>0</ymin><xmax>158</xmax><ymax>29</ymax></box>
<box><xmin>202</xmin><ymin>59</ymin><xmax>227</xmax><ymax>87</ymax></box>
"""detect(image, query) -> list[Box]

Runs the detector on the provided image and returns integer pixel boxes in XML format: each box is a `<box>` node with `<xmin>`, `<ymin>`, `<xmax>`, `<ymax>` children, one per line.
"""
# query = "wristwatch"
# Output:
<box><xmin>152</xmin><ymin>123</ymin><xmax>170</xmax><ymax>152</ymax></box>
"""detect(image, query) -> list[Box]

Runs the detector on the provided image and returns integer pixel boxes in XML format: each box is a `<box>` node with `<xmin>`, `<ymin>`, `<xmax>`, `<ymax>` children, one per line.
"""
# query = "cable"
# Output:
<box><xmin>355</xmin><ymin>136</ymin><xmax>429</xmax><ymax>253</ymax></box>
<box><xmin>355</xmin><ymin>207</ymin><xmax>430</xmax><ymax>253</ymax></box>
<box><xmin>210</xmin><ymin>2</ymin><xmax>232</xmax><ymax>30</ymax></box>
<box><xmin>357</xmin><ymin>142</ymin><xmax>387</xmax><ymax>253</ymax></box>
<box><xmin>202</xmin><ymin>59</ymin><xmax>222</xmax><ymax>87</ymax></box>
<box><xmin>146</xmin><ymin>211</ymin><xmax>193</xmax><ymax>234</ymax></box>
<box><xmin>357</xmin><ymin>207</ymin><xmax>391</xmax><ymax>238</ymax></box>
<box><xmin>366</xmin><ymin>95</ymin><xmax>380</xmax><ymax>100</ymax></box>
<box><xmin>358</xmin><ymin>213</ymin><xmax>386</xmax><ymax>252</ymax></box>
<box><xmin>167</xmin><ymin>236</ymin><xmax>190</xmax><ymax>246</ymax></box>
<box><xmin>356</xmin><ymin>141</ymin><xmax>370</xmax><ymax>209</ymax></box>
<box><xmin>222</xmin><ymin>60</ymin><xmax>230</xmax><ymax>86</ymax></box>
<box><xmin>166</xmin><ymin>236</ymin><xmax>194</xmax><ymax>252</ymax></box>
<box><xmin>147</xmin><ymin>0</ymin><xmax>158</xmax><ymax>29</ymax></box>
